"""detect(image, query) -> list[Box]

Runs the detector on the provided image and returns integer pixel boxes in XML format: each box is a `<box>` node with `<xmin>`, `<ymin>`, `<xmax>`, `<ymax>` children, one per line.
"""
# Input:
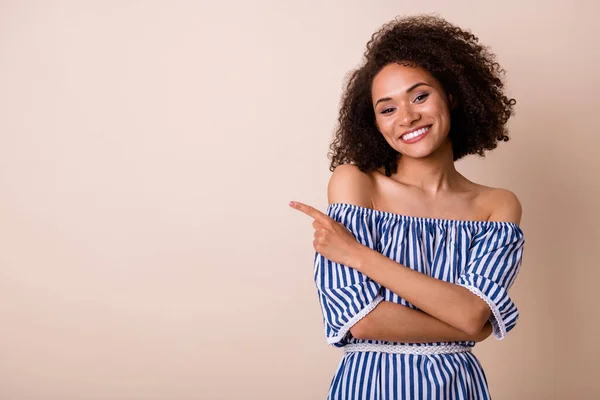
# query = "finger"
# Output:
<box><xmin>289</xmin><ymin>201</ymin><xmax>330</xmax><ymax>223</ymax></box>
<box><xmin>312</xmin><ymin>219</ymin><xmax>326</xmax><ymax>230</ymax></box>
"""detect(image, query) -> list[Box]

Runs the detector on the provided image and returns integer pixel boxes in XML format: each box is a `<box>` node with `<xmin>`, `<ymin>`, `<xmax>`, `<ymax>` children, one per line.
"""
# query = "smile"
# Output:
<box><xmin>400</xmin><ymin>125</ymin><xmax>432</xmax><ymax>142</ymax></box>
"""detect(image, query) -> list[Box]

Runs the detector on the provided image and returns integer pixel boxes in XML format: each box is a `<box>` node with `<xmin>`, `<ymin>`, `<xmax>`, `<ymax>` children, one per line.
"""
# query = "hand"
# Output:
<box><xmin>289</xmin><ymin>201</ymin><xmax>365</xmax><ymax>268</ymax></box>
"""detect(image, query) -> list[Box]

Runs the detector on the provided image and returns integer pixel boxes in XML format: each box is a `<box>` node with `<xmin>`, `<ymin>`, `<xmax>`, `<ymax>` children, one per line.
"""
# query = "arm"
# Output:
<box><xmin>348</xmin><ymin>190</ymin><xmax>523</xmax><ymax>336</ymax></box>
<box><xmin>328</xmin><ymin>166</ymin><xmax>522</xmax><ymax>337</ymax></box>
<box><xmin>349</xmin><ymin>249</ymin><xmax>490</xmax><ymax>336</ymax></box>
<box><xmin>351</xmin><ymin>300</ymin><xmax>493</xmax><ymax>343</ymax></box>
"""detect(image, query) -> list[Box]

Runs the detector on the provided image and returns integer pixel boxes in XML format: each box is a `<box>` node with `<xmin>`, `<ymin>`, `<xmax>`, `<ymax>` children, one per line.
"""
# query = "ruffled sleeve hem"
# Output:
<box><xmin>326</xmin><ymin>294</ymin><xmax>384</xmax><ymax>345</ymax></box>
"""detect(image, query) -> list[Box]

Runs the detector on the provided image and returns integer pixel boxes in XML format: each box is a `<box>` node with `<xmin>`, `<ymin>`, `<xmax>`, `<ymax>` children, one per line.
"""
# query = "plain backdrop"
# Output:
<box><xmin>1</xmin><ymin>1</ymin><xmax>599</xmax><ymax>399</ymax></box>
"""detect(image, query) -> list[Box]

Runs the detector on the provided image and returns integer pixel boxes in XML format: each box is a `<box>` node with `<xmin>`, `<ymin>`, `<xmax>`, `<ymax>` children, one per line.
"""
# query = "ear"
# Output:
<box><xmin>448</xmin><ymin>93</ymin><xmax>457</xmax><ymax>110</ymax></box>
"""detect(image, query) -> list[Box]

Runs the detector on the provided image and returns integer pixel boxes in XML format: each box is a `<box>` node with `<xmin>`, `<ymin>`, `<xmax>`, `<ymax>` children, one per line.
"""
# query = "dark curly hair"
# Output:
<box><xmin>328</xmin><ymin>14</ymin><xmax>516</xmax><ymax>176</ymax></box>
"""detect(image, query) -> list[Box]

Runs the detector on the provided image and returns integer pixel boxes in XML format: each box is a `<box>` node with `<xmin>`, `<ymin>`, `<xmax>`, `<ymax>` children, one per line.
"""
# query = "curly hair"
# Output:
<box><xmin>328</xmin><ymin>14</ymin><xmax>516</xmax><ymax>176</ymax></box>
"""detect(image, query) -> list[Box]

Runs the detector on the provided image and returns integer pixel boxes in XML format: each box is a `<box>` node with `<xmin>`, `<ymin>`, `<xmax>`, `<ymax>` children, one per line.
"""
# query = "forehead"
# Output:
<box><xmin>371</xmin><ymin>63</ymin><xmax>437</xmax><ymax>95</ymax></box>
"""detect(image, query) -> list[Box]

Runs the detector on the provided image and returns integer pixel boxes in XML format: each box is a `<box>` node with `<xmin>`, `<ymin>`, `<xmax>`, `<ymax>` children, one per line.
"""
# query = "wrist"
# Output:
<box><xmin>350</xmin><ymin>244</ymin><xmax>373</xmax><ymax>272</ymax></box>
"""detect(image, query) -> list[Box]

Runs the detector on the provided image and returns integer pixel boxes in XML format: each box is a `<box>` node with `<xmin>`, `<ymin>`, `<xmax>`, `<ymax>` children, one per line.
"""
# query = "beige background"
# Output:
<box><xmin>0</xmin><ymin>1</ymin><xmax>598</xmax><ymax>399</ymax></box>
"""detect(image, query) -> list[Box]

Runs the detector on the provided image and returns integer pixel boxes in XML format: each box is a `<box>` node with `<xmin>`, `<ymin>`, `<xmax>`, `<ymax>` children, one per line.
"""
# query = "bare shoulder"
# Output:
<box><xmin>481</xmin><ymin>187</ymin><xmax>523</xmax><ymax>225</ymax></box>
<box><xmin>327</xmin><ymin>164</ymin><xmax>374</xmax><ymax>207</ymax></box>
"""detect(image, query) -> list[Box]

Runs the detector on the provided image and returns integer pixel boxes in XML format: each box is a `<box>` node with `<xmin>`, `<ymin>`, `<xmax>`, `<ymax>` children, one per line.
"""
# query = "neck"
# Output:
<box><xmin>393</xmin><ymin>139</ymin><xmax>462</xmax><ymax>195</ymax></box>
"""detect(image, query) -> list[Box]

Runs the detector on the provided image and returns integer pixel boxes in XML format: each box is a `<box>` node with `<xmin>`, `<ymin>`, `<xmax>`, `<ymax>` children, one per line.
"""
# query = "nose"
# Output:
<box><xmin>399</xmin><ymin>103</ymin><xmax>420</xmax><ymax>126</ymax></box>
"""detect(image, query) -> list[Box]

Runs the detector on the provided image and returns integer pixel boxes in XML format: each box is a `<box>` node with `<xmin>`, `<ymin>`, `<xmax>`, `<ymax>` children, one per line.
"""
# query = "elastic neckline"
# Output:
<box><xmin>327</xmin><ymin>202</ymin><xmax>524</xmax><ymax>232</ymax></box>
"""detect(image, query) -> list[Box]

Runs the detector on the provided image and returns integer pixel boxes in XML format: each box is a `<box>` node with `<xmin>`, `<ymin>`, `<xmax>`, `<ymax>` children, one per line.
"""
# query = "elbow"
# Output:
<box><xmin>460</xmin><ymin>305</ymin><xmax>492</xmax><ymax>336</ymax></box>
<box><xmin>349</xmin><ymin>318</ymin><xmax>370</xmax><ymax>340</ymax></box>
<box><xmin>461</xmin><ymin>320</ymin><xmax>486</xmax><ymax>337</ymax></box>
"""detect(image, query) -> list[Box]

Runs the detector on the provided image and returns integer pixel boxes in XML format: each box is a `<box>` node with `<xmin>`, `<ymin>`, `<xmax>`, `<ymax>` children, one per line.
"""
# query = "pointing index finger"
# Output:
<box><xmin>290</xmin><ymin>201</ymin><xmax>329</xmax><ymax>223</ymax></box>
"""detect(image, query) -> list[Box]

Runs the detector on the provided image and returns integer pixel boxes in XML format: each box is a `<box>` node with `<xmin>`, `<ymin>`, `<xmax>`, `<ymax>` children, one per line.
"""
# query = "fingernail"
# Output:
<box><xmin>289</xmin><ymin>201</ymin><xmax>296</xmax><ymax>207</ymax></box>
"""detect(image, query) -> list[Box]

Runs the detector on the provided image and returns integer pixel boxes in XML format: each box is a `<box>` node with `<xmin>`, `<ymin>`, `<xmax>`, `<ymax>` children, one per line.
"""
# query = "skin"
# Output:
<box><xmin>290</xmin><ymin>63</ymin><xmax>522</xmax><ymax>343</ymax></box>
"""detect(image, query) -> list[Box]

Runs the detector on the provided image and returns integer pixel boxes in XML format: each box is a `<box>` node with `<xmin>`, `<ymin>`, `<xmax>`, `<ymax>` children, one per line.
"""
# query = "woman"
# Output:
<box><xmin>290</xmin><ymin>14</ymin><xmax>525</xmax><ymax>400</ymax></box>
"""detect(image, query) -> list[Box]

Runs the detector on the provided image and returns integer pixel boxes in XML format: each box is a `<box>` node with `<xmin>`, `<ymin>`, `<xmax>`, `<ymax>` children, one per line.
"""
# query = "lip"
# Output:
<box><xmin>399</xmin><ymin>124</ymin><xmax>432</xmax><ymax>144</ymax></box>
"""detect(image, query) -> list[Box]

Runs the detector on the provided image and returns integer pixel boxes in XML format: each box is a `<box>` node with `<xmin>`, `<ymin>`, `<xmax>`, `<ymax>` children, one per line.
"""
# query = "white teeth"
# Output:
<box><xmin>402</xmin><ymin>126</ymin><xmax>430</xmax><ymax>141</ymax></box>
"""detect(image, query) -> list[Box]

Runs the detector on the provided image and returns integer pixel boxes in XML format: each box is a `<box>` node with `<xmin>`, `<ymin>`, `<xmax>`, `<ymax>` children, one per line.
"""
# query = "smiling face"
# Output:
<box><xmin>372</xmin><ymin>63</ymin><xmax>455</xmax><ymax>159</ymax></box>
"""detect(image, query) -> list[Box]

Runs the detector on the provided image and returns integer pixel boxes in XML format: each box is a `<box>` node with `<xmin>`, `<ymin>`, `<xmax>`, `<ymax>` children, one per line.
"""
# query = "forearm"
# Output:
<box><xmin>351</xmin><ymin>301</ymin><xmax>491</xmax><ymax>343</ymax></box>
<box><xmin>352</xmin><ymin>246</ymin><xmax>491</xmax><ymax>335</ymax></box>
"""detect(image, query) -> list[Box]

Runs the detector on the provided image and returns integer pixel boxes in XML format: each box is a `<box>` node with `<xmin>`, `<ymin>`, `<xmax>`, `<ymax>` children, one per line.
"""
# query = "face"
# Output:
<box><xmin>371</xmin><ymin>63</ymin><xmax>454</xmax><ymax>159</ymax></box>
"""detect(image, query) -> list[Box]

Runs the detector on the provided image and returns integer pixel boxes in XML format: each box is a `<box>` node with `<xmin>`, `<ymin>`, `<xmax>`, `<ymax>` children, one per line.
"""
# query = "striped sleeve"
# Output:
<box><xmin>313</xmin><ymin>204</ymin><xmax>383</xmax><ymax>347</ymax></box>
<box><xmin>457</xmin><ymin>224</ymin><xmax>525</xmax><ymax>340</ymax></box>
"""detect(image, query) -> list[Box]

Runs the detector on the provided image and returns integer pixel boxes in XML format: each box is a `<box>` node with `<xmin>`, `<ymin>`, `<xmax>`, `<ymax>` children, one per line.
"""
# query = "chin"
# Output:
<box><xmin>398</xmin><ymin>146</ymin><xmax>436</xmax><ymax>159</ymax></box>
<box><xmin>401</xmin><ymin>151</ymin><xmax>434</xmax><ymax>160</ymax></box>
<box><xmin>398</xmin><ymin>137</ymin><xmax>450</xmax><ymax>159</ymax></box>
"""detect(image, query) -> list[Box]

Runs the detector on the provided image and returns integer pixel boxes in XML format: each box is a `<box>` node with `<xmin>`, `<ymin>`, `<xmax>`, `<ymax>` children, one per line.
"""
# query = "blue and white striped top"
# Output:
<box><xmin>313</xmin><ymin>203</ymin><xmax>525</xmax><ymax>400</ymax></box>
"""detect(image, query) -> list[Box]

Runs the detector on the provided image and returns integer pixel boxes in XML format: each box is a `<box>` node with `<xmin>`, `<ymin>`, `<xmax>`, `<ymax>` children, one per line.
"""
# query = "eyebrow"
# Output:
<box><xmin>374</xmin><ymin>82</ymin><xmax>431</xmax><ymax>106</ymax></box>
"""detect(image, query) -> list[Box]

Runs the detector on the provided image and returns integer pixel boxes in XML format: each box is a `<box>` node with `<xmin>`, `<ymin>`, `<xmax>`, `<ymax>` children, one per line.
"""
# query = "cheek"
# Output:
<box><xmin>436</xmin><ymin>106</ymin><xmax>452</xmax><ymax>127</ymax></box>
<box><xmin>431</xmin><ymin>99</ymin><xmax>451</xmax><ymax>119</ymax></box>
<box><xmin>420</xmin><ymin>102</ymin><xmax>451</xmax><ymax>131</ymax></box>
<box><xmin>421</xmin><ymin>100</ymin><xmax>443</xmax><ymax>115</ymax></box>
<box><xmin>375</xmin><ymin>116</ymin><xmax>395</xmax><ymax>135</ymax></box>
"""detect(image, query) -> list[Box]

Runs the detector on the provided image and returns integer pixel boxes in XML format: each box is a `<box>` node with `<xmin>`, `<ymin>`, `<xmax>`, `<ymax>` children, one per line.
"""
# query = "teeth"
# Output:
<box><xmin>402</xmin><ymin>126</ymin><xmax>430</xmax><ymax>140</ymax></box>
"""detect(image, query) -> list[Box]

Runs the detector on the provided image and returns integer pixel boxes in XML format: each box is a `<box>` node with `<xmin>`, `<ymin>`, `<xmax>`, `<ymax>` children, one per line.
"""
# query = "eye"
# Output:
<box><xmin>380</xmin><ymin>107</ymin><xmax>395</xmax><ymax>115</ymax></box>
<box><xmin>414</xmin><ymin>93</ymin><xmax>429</xmax><ymax>103</ymax></box>
<box><xmin>415</xmin><ymin>93</ymin><xmax>429</xmax><ymax>103</ymax></box>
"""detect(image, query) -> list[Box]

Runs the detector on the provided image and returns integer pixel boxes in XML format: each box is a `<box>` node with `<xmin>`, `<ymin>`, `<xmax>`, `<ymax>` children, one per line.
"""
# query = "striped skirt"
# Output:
<box><xmin>327</xmin><ymin>343</ymin><xmax>490</xmax><ymax>400</ymax></box>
